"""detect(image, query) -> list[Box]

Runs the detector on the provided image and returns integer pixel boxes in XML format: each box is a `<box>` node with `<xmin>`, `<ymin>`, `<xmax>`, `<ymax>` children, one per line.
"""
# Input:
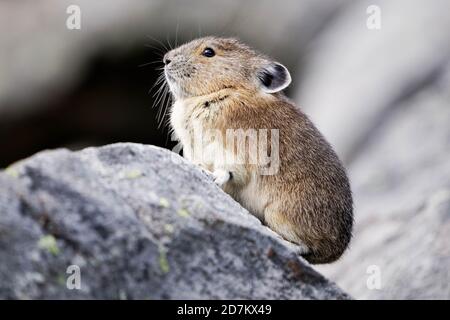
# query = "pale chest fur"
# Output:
<box><xmin>170</xmin><ymin>99</ymin><xmax>228</xmax><ymax>168</ymax></box>
<box><xmin>170</xmin><ymin>98</ymin><xmax>268</xmax><ymax>220</ymax></box>
<box><xmin>170</xmin><ymin>100</ymin><xmax>192</xmax><ymax>150</ymax></box>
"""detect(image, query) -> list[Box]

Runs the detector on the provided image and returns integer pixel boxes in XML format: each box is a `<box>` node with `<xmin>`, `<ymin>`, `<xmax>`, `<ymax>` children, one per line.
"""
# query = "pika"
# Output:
<box><xmin>162</xmin><ymin>37</ymin><xmax>353</xmax><ymax>264</ymax></box>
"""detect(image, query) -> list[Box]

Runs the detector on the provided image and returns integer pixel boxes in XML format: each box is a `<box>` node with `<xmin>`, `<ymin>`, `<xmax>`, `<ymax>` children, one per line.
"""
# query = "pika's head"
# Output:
<box><xmin>163</xmin><ymin>37</ymin><xmax>291</xmax><ymax>100</ymax></box>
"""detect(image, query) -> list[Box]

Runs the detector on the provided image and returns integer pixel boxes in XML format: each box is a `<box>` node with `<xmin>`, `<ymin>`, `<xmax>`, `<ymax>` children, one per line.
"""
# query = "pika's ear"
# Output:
<box><xmin>257</xmin><ymin>62</ymin><xmax>292</xmax><ymax>93</ymax></box>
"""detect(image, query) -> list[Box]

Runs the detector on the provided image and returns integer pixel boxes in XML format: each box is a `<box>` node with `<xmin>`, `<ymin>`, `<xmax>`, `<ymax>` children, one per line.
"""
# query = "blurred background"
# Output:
<box><xmin>1</xmin><ymin>0</ymin><xmax>449</xmax><ymax>299</ymax></box>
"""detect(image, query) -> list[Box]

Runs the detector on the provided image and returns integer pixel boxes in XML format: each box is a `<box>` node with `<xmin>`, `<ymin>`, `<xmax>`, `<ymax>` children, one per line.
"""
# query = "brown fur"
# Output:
<box><xmin>163</xmin><ymin>37</ymin><xmax>353</xmax><ymax>264</ymax></box>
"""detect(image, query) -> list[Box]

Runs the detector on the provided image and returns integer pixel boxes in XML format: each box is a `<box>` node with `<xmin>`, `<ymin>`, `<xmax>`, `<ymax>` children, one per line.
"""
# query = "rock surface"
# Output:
<box><xmin>0</xmin><ymin>143</ymin><xmax>350</xmax><ymax>299</ymax></box>
<box><xmin>316</xmin><ymin>62</ymin><xmax>450</xmax><ymax>299</ymax></box>
<box><xmin>296</xmin><ymin>0</ymin><xmax>450</xmax><ymax>162</ymax></box>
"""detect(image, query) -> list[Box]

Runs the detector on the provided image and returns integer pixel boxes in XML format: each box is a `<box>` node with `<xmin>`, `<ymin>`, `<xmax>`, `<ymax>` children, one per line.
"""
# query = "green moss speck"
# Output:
<box><xmin>5</xmin><ymin>167</ymin><xmax>19</xmax><ymax>178</ymax></box>
<box><xmin>125</xmin><ymin>169</ymin><xmax>142</xmax><ymax>179</ymax></box>
<box><xmin>159</xmin><ymin>197</ymin><xmax>170</xmax><ymax>208</ymax></box>
<box><xmin>38</xmin><ymin>235</ymin><xmax>60</xmax><ymax>256</ymax></box>
<box><xmin>57</xmin><ymin>275</ymin><xmax>66</xmax><ymax>286</ymax></box>
<box><xmin>177</xmin><ymin>208</ymin><xmax>190</xmax><ymax>218</ymax></box>
<box><xmin>158</xmin><ymin>246</ymin><xmax>170</xmax><ymax>274</ymax></box>
<box><xmin>164</xmin><ymin>224</ymin><xmax>174</xmax><ymax>233</ymax></box>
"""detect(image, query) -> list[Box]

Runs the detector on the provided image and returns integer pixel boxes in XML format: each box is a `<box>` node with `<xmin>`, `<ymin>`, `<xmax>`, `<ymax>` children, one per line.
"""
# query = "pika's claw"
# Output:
<box><xmin>199</xmin><ymin>167</ymin><xmax>214</xmax><ymax>178</ymax></box>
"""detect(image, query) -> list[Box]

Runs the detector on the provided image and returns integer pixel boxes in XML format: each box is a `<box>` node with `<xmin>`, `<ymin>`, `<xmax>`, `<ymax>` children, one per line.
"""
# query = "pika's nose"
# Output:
<box><xmin>163</xmin><ymin>54</ymin><xmax>172</xmax><ymax>65</ymax></box>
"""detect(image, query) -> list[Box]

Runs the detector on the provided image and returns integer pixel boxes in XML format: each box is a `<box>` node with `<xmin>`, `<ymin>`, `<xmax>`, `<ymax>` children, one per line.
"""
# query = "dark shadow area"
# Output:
<box><xmin>0</xmin><ymin>45</ymin><xmax>175</xmax><ymax>168</ymax></box>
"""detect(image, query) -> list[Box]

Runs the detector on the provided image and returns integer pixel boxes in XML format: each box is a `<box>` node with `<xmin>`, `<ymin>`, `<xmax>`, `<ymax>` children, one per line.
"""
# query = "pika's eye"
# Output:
<box><xmin>202</xmin><ymin>47</ymin><xmax>215</xmax><ymax>57</ymax></box>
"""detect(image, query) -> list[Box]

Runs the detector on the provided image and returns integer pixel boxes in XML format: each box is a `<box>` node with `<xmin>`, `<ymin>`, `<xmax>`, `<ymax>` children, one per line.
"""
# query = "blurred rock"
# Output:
<box><xmin>296</xmin><ymin>0</ymin><xmax>450</xmax><ymax>162</ymax></box>
<box><xmin>0</xmin><ymin>0</ymin><xmax>345</xmax><ymax>121</ymax></box>
<box><xmin>316</xmin><ymin>63</ymin><xmax>450</xmax><ymax>299</ymax></box>
<box><xmin>0</xmin><ymin>143</ymin><xmax>350</xmax><ymax>299</ymax></box>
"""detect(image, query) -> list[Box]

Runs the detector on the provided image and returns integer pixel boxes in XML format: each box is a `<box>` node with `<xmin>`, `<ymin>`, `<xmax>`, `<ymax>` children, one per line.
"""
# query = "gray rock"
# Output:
<box><xmin>316</xmin><ymin>64</ymin><xmax>450</xmax><ymax>299</ymax></box>
<box><xmin>0</xmin><ymin>143</ymin><xmax>349</xmax><ymax>299</ymax></box>
<box><xmin>296</xmin><ymin>0</ymin><xmax>450</xmax><ymax>162</ymax></box>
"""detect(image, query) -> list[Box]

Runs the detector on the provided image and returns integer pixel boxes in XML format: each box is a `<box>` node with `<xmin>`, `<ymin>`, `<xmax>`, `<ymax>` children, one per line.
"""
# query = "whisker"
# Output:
<box><xmin>152</xmin><ymin>81</ymin><xmax>166</xmax><ymax>105</ymax></box>
<box><xmin>198</xmin><ymin>22</ymin><xmax>202</xmax><ymax>37</ymax></box>
<box><xmin>148</xmin><ymin>73</ymin><xmax>166</xmax><ymax>95</ymax></box>
<box><xmin>166</xmin><ymin>34</ymin><xmax>173</xmax><ymax>50</ymax></box>
<box><xmin>138</xmin><ymin>60</ymin><xmax>162</xmax><ymax>68</ymax></box>
<box><xmin>144</xmin><ymin>43</ymin><xmax>166</xmax><ymax>54</ymax></box>
<box><xmin>157</xmin><ymin>85</ymin><xmax>170</xmax><ymax>128</ymax></box>
<box><xmin>175</xmin><ymin>21</ymin><xmax>179</xmax><ymax>47</ymax></box>
<box><xmin>151</xmin><ymin>75</ymin><xmax>167</xmax><ymax>95</ymax></box>
<box><xmin>159</xmin><ymin>87</ymin><xmax>173</xmax><ymax>129</ymax></box>
<box><xmin>154</xmin><ymin>85</ymin><xmax>167</xmax><ymax>123</ymax></box>
<box><xmin>146</xmin><ymin>35</ymin><xmax>170</xmax><ymax>52</ymax></box>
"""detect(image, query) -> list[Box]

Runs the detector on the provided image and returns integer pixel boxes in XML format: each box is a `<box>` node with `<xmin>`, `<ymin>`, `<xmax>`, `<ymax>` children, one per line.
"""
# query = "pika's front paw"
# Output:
<box><xmin>213</xmin><ymin>169</ymin><xmax>231</xmax><ymax>187</ymax></box>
